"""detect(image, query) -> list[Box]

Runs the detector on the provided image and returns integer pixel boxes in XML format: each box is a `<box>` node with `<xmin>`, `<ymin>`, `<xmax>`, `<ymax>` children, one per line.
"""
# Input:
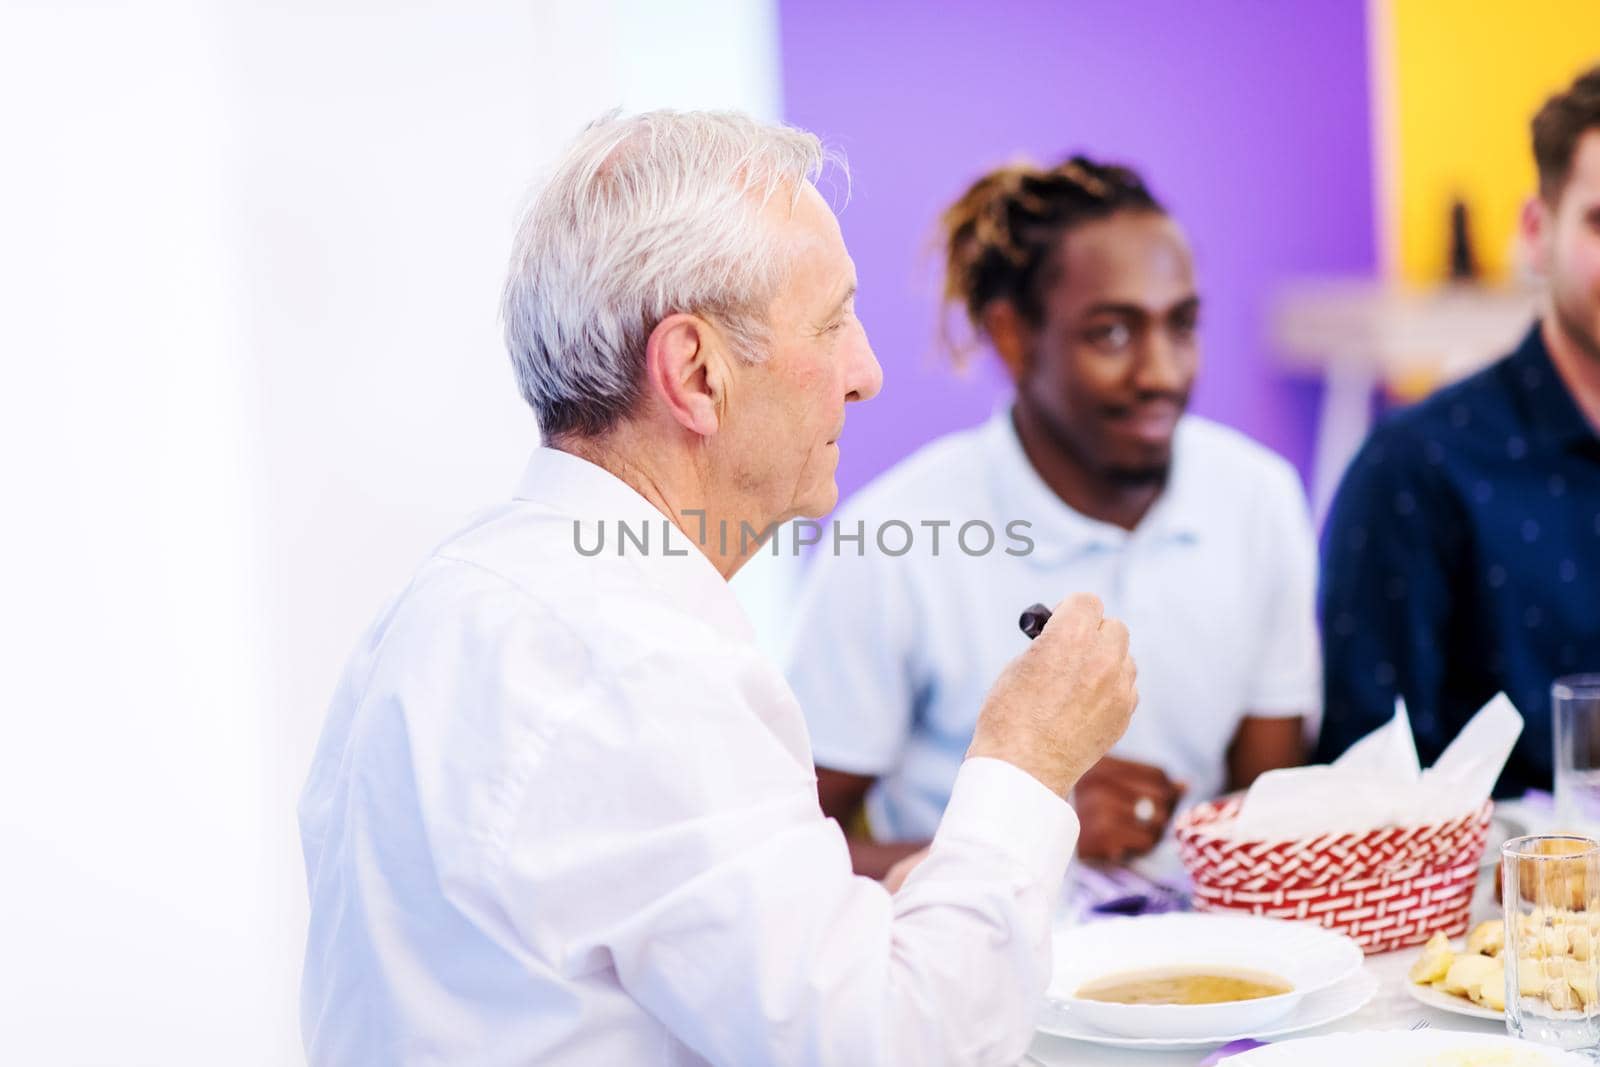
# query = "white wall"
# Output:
<box><xmin>0</xmin><ymin>3</ymin><xmax>785</xmax><ymax>1063</ymax></box>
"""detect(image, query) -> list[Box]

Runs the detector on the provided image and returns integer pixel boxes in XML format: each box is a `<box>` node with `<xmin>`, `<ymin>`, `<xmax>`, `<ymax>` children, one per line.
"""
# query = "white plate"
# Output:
<box><xmin>1035</xmin><ymin>966</ymin><xmax>1379</xmax><ymax>1050</ymax></box>
<box><xmin>1048</xmin><ymin>913</ymin><xmax>1365</xmax><ymax>1039</ymax></box>
<box><xmin>1399</xmin><ymin>936</ymin><xmax>1506</xmax><ymax>1020</ymax></box>
<box><xmin>1405</xmin><ymin>974</ymin><xmax>1505</xmax><ymax>1020</ymax></box>
<box><xmin>1222</xmin><ymin>1028</ymin><xmax>1590</xmax><ymax>1065</ymax></box>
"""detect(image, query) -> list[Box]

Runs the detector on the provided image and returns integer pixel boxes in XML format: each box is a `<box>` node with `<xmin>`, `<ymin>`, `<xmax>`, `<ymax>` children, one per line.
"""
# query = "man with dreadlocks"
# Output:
<box><xmin>786</xmin><ymin>155</ymin><xmax>1318</xmax><ymax>879</ymax></box>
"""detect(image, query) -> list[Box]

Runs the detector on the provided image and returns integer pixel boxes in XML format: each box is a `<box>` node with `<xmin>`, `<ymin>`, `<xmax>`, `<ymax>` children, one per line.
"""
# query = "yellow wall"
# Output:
<box><xmin>1384</xmin><ymin>0</ymin><xmax>1600</xmax><ymax>285</ymax></box>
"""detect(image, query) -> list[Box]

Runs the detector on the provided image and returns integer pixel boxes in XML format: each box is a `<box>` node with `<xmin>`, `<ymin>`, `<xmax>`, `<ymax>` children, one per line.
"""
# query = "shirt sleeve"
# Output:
<box><xmin>475</xmin><ymin>630</ymin><xmax>1078</xmax><ymax>1067</ymax></box>
<box><xmin>783</xmin><ymin>511</ymin><xmax>919</xmax><ymax>776</ymax></box>
<box><xmin>1314</xmin><ymin>420</ymin><xmax>1466</xmax><ymax>766</ymax></box>
<box><xmin>1242</xmin><ymin>459</ymin><xmax>1323</xmax><ymax>722</ymax></box>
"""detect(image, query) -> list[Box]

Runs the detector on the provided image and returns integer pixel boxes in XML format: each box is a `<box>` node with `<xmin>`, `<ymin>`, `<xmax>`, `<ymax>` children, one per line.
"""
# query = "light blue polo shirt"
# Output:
<box><xmin>784</xmin><ymin>406</ymin><xmax>1321</xmax><ymax>842</ymax></box>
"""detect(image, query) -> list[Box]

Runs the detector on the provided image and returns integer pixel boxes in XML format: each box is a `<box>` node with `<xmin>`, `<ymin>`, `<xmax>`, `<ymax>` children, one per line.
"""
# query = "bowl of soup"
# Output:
<box><xmin>1047</xmin><ymin>914</ymin><xmax>1364</xmax><ymax>1039</ymax></box>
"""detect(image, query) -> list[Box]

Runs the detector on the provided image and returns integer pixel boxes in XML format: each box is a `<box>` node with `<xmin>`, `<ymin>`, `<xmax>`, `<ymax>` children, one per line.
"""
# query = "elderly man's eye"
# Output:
<box><xmin>822</xmin><ymin>308</ymin><xmax>855</xmax><ymax>334</ymax></box>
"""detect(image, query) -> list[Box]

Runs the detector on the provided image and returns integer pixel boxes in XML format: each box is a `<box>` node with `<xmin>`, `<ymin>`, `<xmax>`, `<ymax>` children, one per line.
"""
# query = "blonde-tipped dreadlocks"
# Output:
<box><xmin>939</xmin><ymin>155</ymin><xmax>1163</xmax><ymax>361</ymax></box>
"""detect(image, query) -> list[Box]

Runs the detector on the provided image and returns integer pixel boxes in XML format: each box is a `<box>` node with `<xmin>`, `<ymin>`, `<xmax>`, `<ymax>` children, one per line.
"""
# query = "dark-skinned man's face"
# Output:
<box><xmin>1014</xmin><ymin>211</ymin><xmax>1200</xmax><ymax>484</ymax></box>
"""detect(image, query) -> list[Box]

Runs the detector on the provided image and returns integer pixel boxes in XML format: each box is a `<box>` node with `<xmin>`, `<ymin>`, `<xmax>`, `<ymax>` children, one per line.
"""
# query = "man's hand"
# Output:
<box><xmin>1073</xmin><ymin>755</ymin><xmax>1184</xmax><ymax>863</ymax></box>
<box><xmin>967</xmin><ymin>593</ymin><xmax>1138</xmax><ymax>799</ymax></box>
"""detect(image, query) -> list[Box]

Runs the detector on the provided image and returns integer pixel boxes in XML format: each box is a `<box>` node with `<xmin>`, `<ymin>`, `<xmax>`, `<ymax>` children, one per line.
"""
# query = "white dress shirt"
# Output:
<box><xmin>787</xmin><ymin>406</ymin><xmax>1320</xmax><ymax>842</ymax></box>
<box><xmin>298</xmin><ymin>446</ymin><xmax>1080</xmax><ymax>1066</ymax></box>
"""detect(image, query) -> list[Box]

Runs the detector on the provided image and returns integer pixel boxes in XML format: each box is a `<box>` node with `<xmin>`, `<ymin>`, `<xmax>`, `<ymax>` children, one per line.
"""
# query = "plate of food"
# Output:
<box><xmin>1404</xmin><ymin>919</ymin><xmax>1508</xmax><ymax>1019</ymax></box>
<box><xmin>1044</xmin><ymin>913</ymin><xmax>1364</xmax><ymax>1041</ymax></box>
<box><xmin>1221</xmin><ymin>1029</ymin><xmax>1590</xmax><ymax>1065</ymax></box>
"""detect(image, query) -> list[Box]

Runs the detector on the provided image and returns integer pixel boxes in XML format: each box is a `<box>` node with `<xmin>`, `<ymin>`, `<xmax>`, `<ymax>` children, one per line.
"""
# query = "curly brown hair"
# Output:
<box><xmin>1533</xmin><ymin>63</ymin><xmax>1600</xmax><ymax>204</ymax></box>
<box><xmin>938</xmin><ymin>155</ymin><xmax>1163</xmax><ymax>358</ymax></box>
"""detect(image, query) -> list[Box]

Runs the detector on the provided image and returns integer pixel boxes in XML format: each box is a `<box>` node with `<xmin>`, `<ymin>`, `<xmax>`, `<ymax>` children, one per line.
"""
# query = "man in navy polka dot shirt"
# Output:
<box><xmin>1317</xmin><ymin>66</ymin><xmax>1600</xmax><ymax>796</ymax></box>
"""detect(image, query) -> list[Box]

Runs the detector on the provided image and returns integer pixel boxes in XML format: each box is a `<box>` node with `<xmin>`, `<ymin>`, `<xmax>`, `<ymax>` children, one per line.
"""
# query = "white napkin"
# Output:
<box><xmin>1332</xmin><ymin>696</ymin><xmax>1420</xmax><ymax>781</ymax></box>
<box><xmin>1225</xmin><ymin>693</ymin><xmax>1523</xmax><ymax>841</ymax></box>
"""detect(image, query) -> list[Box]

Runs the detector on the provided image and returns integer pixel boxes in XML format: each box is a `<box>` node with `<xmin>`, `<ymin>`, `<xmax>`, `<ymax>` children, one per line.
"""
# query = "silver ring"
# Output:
<box><xmin>1133</xmin><ymin>797</ymin><xmax>1157</xmax><ymax>824</ymax></box>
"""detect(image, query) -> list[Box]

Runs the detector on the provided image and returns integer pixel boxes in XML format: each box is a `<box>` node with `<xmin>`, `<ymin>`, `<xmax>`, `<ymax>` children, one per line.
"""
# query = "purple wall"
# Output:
<box><xmin>778</xmin><ymin>0</ymin><xmax>1377</xmax><ymax>505</ymax></box>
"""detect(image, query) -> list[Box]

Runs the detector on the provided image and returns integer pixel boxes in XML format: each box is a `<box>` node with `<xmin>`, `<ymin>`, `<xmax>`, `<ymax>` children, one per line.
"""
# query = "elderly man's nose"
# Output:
<box><xmin>847</xmin><ymin>337</ymin><xmax>884</xmax><ymax>403</ymax></box>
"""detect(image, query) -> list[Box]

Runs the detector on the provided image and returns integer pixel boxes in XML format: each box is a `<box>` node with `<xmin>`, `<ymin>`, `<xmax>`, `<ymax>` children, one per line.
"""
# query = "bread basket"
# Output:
<box><xmin>1174</xmin><ymin>795</ymin><xmax>1494</xmax><ymax>954</ymax></box>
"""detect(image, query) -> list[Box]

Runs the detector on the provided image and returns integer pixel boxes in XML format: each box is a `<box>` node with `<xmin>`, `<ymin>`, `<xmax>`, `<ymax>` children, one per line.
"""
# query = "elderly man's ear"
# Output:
<box><xmin>645</xmin><ymin>313</ymin><xmax>728</xmax><ymax>437</ymax></box>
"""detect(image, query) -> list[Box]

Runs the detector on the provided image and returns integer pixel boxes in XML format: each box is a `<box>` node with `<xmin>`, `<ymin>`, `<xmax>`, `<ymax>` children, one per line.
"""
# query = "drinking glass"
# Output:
<box><xmin>1556</xmin><ymin>676</ymin><xmax>1600</xmax><ymax>832</ymax></box>
<box><xmin>1502</xmin><ymin>834</ymin><xmax>1600</xmax><ymax>1052</ymax></box>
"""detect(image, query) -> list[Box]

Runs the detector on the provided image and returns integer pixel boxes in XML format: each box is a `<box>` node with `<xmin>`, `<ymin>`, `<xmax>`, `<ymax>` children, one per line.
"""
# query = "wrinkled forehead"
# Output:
<box><xmin>761</xmin><ymin>182</ymin><xmax>853</xmax><ymax>302</ymax></box>
<box><xmin>758</xmin><ymin>180</ymin><xmax>845</xmax><ymax>252</ymax></box>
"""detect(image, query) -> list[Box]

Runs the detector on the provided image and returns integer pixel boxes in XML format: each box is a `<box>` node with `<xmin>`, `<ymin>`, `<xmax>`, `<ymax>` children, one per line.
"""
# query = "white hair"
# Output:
<box><xmin>501</xmin><ymin>110</ymin><xmax>843</xmax><ymax>438</ymax></box>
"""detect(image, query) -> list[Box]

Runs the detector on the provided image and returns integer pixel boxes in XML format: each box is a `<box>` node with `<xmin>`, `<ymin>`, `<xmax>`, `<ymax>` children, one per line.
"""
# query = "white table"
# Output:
<box><xmin>1023</xmin><ymin>949</ymin><xmax>1504</xmax><ymax>1065</ymax></box>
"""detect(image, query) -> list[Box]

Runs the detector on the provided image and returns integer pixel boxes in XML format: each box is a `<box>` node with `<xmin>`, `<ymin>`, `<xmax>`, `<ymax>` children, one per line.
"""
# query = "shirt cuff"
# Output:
<box><xmin>934</xmin><ymin>757</ymin><xmax>1080</xmax><ymax>892</ymax></box>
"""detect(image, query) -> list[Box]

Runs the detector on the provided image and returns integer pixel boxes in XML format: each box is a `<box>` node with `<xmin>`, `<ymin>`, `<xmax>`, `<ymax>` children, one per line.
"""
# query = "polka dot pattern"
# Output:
<box><xmin>1317</xmin><ymin>326</ymin><xmax>1600</xmax><ymax>799</ymax></box>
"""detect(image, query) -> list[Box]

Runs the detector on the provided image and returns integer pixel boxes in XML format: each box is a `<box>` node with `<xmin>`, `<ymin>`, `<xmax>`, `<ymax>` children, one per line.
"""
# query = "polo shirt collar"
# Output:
<box><xmin>979</xmin><ymin>404</ymin><xmax>1203</xmax><ymax>569</ymax></box>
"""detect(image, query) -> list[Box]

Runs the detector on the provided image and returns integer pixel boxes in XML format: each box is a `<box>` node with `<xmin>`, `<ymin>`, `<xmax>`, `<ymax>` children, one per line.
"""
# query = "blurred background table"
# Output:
<box><xmin>1268</xmin><ymin>279</ymin><xmax>1538</xmax><ymax>523</ymax></box>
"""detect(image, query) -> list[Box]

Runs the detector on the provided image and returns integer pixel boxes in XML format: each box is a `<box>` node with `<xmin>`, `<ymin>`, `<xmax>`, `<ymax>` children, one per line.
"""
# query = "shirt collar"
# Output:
<box><xmin>979</xmin><ymin>404</ymin><xmax>1203</xmax><ymax>569</ymax></box>
<box><xmin>1507</xmin><ymin>323</ymin><xmax>1598</xmax><ymax>452</ymax></box>
<box><xmin>512</xmin><ymin>446</ymin><xmax>755</xmax><ymax>643</ymax></box>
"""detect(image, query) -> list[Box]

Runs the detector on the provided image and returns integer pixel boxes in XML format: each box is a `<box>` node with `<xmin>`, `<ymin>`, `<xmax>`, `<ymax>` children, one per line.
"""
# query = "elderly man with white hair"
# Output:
<box><xmin>298</xmin><ymin>110</ymin><xmax>1139</xmax><ymax>1066</ymax></box>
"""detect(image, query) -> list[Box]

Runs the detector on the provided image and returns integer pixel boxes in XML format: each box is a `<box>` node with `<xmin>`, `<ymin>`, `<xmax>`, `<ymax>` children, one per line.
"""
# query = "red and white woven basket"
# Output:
<box><xmin>1173</xmin><ymin>796</ymin><xmax>1494</xmax><ymax>954</ymax></box>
